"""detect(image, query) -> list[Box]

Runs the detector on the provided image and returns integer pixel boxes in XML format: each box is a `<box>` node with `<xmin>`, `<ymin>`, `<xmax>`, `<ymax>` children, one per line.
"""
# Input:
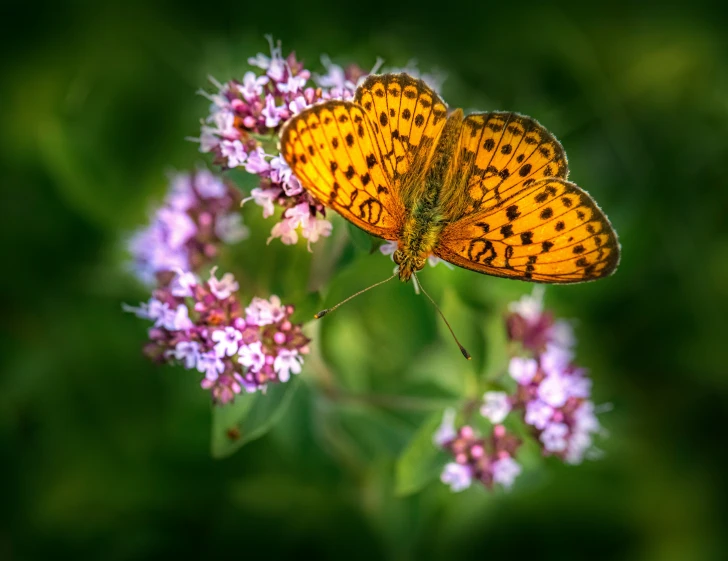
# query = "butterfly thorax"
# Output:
<box><xmin>394</xmin><ymin>213</ymin><xmax>443</xmax><ymax>281</ymax></box>
<box><xmin>394</xmin><ymin>109</ymin><xmax>465</xmax><ymax>282</ymax></box>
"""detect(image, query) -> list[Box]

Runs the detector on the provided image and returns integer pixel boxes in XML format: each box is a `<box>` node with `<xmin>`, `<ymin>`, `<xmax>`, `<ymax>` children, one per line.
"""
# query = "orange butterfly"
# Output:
<box><xmin>280</xmin><ymin>73</ymin><xmax>619</xmax><ymax>288</ymax></box>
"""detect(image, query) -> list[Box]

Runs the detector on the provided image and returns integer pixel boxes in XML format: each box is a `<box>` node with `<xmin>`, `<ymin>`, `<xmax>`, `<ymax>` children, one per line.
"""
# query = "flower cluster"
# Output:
<box><xmin>124</xmin><ymin>269</ymin><xmax>309</xmax><ymax>404</ymax></box>
<box><xmin>434</xmin><ymin>409</ymin><xmax>522</xmax><ymax>492</ymax></box>
<box><xmin>481</xmin><ymin>286</ymin><xmax>603</xmax><ymax>464</ymax></box>
<box><xmin>433</xmin><ymin>286</ymin><xmax>605</xmax><ymax>493</ymax></box>
<box><xmin>127</xmin><ymin>170</ymin><xmax>247</xmax><ymax>284</ymax></box>
<box><xmin>194</xmin><ymin>37</ymin><xmax>374</xmax><ymax>248</ymax></box>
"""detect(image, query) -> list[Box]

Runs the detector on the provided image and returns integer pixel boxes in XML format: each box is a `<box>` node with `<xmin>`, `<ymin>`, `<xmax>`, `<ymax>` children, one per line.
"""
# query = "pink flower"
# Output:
<box><xmin>170</xmin><ymin>270</ymin><xmax>198</xmax><ymax>297</ymax></box>
<box><xmin>212</xmin><ymin>327</ymin><xmax>242</xmax><ymax>357</ymax></box>
<box><xmin>173</xmin><ymin>341</ymin><xmax>200</xmax><ymax>369</ymax></box>
<box><xmin>261</xmin><ymin>94</ymin><xmax>283</xmax><ymax>128</ymax></box>
<box><xmin>244</xmin><ymin>187</ymin><xmax>277</xmax><ymax>218</ymax></box>
<box><xmin>491</xmin><ymin>456</ymin><xmax>522</xmax><ymax>489</ymax></box>
<box><xmin>441</xmin><ymin>463</ymin><xmax>472</xmax><ymax>492</ymax></box>
<box><xmin>208</xmin><ymin>268</ymin><xmax>240</xmax><ymax>300</ymax></box>
<box><xmin>220</xmin><ymin>140</ymin><xmax>247</xmax><ymax>168</ymax></box>
<box><xmin>245</xmin><ymin>295</ymin><xmax>286</xmax><ymax>326</ymax></box>
<box><xmin>509</xmin><ymin>356</ymin><xmax>538</xmax><ymax>385</ymax></box>
<box><xmin>480</xmin><ymin>392</ymin><xmax>511</xmax><ymax>424</ymax></box>
<box><xmin>525</xmin><ymin>399</ymin><xmax>554</xmax><ymax>430</ymax></box>
<box><xmin>540</xmin><ymin>422</ymin><xmax>570</xmax><ymax>453</ymax></box>
<box><xmin>238</xmin><ymin>341</ymin><xmax>266</xmax><ymax>372</ymax></box>
<box><xmin>433</xmin><ymin>408</ymin><xmax>457</xmax><ymax>446</ymax></box>
<box><xmin>538</xmin><ymin>372</ymin><xmax>569</xmax><ymax>408</ymax></box>
<box><xmin>244</xmin><ymin>148</ymin><xmax>271</xmax><ymax>175</ymax></box>
<box><xmin>273</xmin><ymin>349</ymin><xmax>303</xmax><ymax>382</ymax></box>
<box><xmin>196</xmin><ymin>351</ymin><xmax>225</xmax><ymax>381</ymax></box>
<box><xmin>239</xmin><ymin>71</ymin><xmax>268</xmax><ymax>100</ymax></box>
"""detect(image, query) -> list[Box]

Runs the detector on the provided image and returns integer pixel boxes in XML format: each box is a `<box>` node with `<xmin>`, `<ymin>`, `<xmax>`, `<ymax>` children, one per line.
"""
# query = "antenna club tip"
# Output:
<box><xmin>314</xmin><ymin>309</ymin><xmax>329</xmax><ymax>319</ymax></box>
<box><xmin>460</xmin><ymin>347</ymin><xmax>472</xmax><ymax>360</ymax></box>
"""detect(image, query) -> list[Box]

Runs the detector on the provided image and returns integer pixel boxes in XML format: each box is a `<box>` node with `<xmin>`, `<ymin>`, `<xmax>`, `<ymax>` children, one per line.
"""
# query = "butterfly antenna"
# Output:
<box><xmin>413</xmin><ymin>273</ymin><xmax>471</xmax><ymax>360</ymax></box>
<box><xmin>314</xmin><ymin>273</ymin><xmax>397</xmax><ymax>319</ymax></box>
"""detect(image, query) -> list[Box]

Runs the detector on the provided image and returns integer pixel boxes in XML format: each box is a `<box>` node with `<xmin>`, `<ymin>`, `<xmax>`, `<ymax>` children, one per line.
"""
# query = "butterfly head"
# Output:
<box><xmin>393</xmin><ymin>248</ymin><xmax>426</xmax><ymax>282</ymax></box>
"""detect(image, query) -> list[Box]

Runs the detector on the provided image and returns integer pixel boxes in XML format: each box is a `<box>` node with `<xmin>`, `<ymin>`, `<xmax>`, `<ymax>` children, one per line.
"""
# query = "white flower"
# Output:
<box><xmin>301</xmin><ymin>216</ymin><xmax>332</xmax><ymax>249</ymax></box>
<box><xmin>196</xmin><ymin>351</ymin><xmax>225</xmax><ymax>381</ymax></box>
<box><xmin>277</xmin><ymin>73</ymin><xmax>308</xmax><ymax>94</ymax></box>
<box><xmin>548</xmin><ymin>319</ymin><xmax>575</xmax><ymax>349</ymax></box>
<box><xmin>238</xmin><ymin>71</ymin><xmax>269</xmax><ymax>100</ymax></box>
<box><xmin>315</xmin><ymin>55</ymin><xmax>353</xmax><ymax>90</ymax></box>
<box><xmin>220</xmin><ymin>139</ymin><xmax>247</xmax><ymax>168</ymax></box>
<box><xmin>156</xmin><ymin>207</ymin><xmax>197</xmax><ymax>250</ymax></box>
<box><xmin>491</xmin><ymin>456</ymin><xmax>522</xmax><ymax>489</ymax></box>
<box><xmin>170</xmin><ymin>269</ymin><xmax>199</xmax><ymax>298</ymax></box>
<box><xmin>122</xmin><ymin>298</ymin><xmax>163</xmax><ymax>321</ymax></box>
<box><xmin>525</xmin><ymin>399</ymin><xmax>554</xmax><ymax>430</ymax></box>
<box><xmin>172</xmin><ymin>341</ymin><xmax>200</xmax><ymax>369</ymax></box>
<box><xmin>379</xmin><ymin>240</ymin><xmax>397</xmax><ymax>257</ymax></box>
<box><xmin>573</xmin><ymin>401</ymin><xmax>601</xmax><ymax>434</ymax></box>
<box><xmin>282</xmin><ymin>174</ymin><xmax>303</xmax><ymax>197</ymax></box>
<box><xmin>480</xmin><ymin>391</ymin><xmax>511</xmax><ymax>424</ymax></box>
<box><xmin>538</xmin><ymin>373</ymin><xmax>569</xmax><ymax>408</ymax></box>
<box><xmin>244</xmin><ymin>187</ymin><xmax>277</xmax><ymax>218</ymax></box>
<box><xmin>194</xmin><ymin>169</ymin><xmax>227</xmax><ymax>199</ymax></box>
<box><xmin>540</xmin><ymin>422</ymin><xmax>570</xmax><ymax>453</ymax></box>
<box><xmin>238</xmin><ymin>341</ymin><xmax>266</xmax><ymax>373</ymax></box>
<box><xmin>163</xmin><ymin>304</ymin><xmax>194</xmax><ymax>331</ymax></box>
<box><xmin>261</xmin><ymin>94</ymin><xmax>283</xmax><ymax>128</ymax></box>
<box><xmin>564</xmin><ymin>429</ymin><xmax>593</xmax><ymax>465</ymax></box>
<box><xmin>273</xmin><ymin>349</ymin><xmax>303</xmax><ymax>382</ymax></box>
<box><xmin>167</xmin><ymin>174</ymin><xmax>195</xmax><ymax>210</ymax></box>
<box><xmin>269</xmin><ymin>155</ymin><xmax>293</xmax><ymax>184</ymax></box>
<box><xmin>540</xmin><ymin>343</ymin><xmax>573</xmax><ymax>377</ymax></box>
<box><xmin>245</xmin><ymin>295</ymin><xmax>286</xmax><ymax>326</ymax></box>
<box><xmin>244</xmin><ymin>147</ymin><xmax>271</xmax><ymax>175</ymax></box>
<box><xmin>288</xmin><ymin>95</ymin><xmax>311</xmax><ymax>115</ymax></box>
<box><xmin>508</xmin><ymin>285</ymin><xmax>545</xmax><ymax>325</ymax></box>
<box><xmin>433</xmin><ymin>408</ymin><xmax>457</xmax><ymax>446</ymax></box>
<box><xmin>509</xmin><ymin>356</ymin><xmax>538</xmax><ymax>385</ymax></box>
<box><xmin>215</xmin><ymin>213</ymin><xmax>249</xmax><ymax>244</ymax></box>
<box><xmin>208</xmin><ymin>268</ymin><xmax>239</xmax><ymax>300</ymax></box>
<box><xmin>198</xmin><ymin>126</ymin><xmax>220</xmax><ymax>152</ymax></box>
<box><xmin>212</xmin><ymin>327</ymin><xmax>242</xmax><ymax>357</ymax></box>
<box><xmin>441</xmin><ymin>463</ymin><xmax>472</xmax><ymax>492</ymax></box>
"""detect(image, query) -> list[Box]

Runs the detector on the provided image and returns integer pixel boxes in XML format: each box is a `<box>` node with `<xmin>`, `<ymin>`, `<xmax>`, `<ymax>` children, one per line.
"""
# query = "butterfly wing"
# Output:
<box><xmin>435</xmin><ymin>113</ymin><xmax>620</xmax><ymax>283</ymax></box>
<box><xmin>280</xmin><ymin>101</ymin><xmax>404</xmax><ymax>238</ymax></box>
<box><xmin>354</xmin><ymin>73</ymin><xmax>448</xmax><ymax>204</ymax></box>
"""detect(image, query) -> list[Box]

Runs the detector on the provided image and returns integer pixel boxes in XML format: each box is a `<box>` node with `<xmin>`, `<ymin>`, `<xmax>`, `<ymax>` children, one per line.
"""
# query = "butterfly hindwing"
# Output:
<box><xmin>280</xmin><ymin>101</ymin><xmax>404</xmax><ymax>238</ymax></box>
<box><xmin>435</xmin><ymin>177</ymin><xmax>620</xmax><ymax>283</ymax></box>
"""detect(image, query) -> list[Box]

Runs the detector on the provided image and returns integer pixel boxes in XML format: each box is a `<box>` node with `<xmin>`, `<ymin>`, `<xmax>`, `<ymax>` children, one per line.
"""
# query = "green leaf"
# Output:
<box><xmin>483</xmin><ymin>308</ymin><xmax>510</xmax><ymax>383</ymax></box>
<box><xmin>210</xmin><ymin>377</ymin><xmax>299</xmax><ymax>459</ymax></box>
<box><xmin>395</xmin><ymin>412</ymin><xmax>450</xmax><ymax>496</ymax></box>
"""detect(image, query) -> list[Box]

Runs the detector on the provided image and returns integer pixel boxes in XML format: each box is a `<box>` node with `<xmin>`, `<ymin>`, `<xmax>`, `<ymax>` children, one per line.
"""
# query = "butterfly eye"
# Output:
<box><xmin>393</xmin><ymin>249</ymin><xmax>404</xmax><ymax>264</ymax></box>
<box><xmin>414</xmin><ymin>257</ymin><xmax>427</xmax><ymax>270</ymax></box>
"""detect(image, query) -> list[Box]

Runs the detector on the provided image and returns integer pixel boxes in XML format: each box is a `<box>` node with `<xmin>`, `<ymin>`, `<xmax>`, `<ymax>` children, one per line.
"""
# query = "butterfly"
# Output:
<box><xmin>280</xmin><ymin>73</ymin><xmax>620</xmax><ymax>285</ymax></box>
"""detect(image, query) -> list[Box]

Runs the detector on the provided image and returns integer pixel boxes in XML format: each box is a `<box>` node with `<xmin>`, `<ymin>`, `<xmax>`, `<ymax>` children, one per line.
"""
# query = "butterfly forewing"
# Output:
<box><xmin>280</xmin><ymin>101</ymin><xmax>403</xmax><ymax>238</ymax></box>
<box><xmin>355</xmin><ymin>74</ymin><xmax>448</xmax><ymax>202</ymax></box>
<box><xmin>439</xmin><ymin>112</ymin><xmax>569</xmax><ymax>222</ymax></box>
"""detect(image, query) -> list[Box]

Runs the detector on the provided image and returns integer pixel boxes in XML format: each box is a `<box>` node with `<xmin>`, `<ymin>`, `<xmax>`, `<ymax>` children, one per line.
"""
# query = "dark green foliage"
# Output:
<box><xmin>2</xmin><ymin>1</ymin><xmax>728</xmax><ymax>560</ymax></box>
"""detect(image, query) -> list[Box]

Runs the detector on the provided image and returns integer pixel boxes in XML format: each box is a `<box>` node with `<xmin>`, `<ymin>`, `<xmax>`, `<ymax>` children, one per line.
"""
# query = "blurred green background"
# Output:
<box><xmin>3</xmin><ymin>1</ymin><xmax>728</xmax><ymax>559</ymax></box>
